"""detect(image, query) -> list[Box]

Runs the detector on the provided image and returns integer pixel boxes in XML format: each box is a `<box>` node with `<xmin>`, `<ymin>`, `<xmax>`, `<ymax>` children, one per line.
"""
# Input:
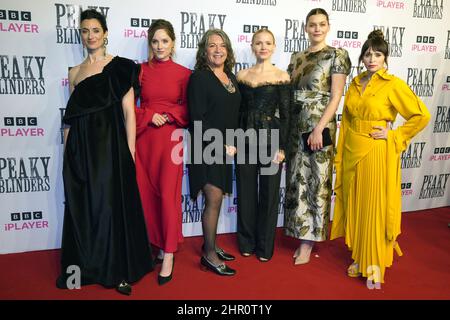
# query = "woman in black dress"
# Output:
<box><xmin>188</xmin><ymin>29</ymin><xmax>241</xmax><ymax>276</ymax></box>
<box><xmin>57</xmin><ymin>9</ymin><xmax>153</xmax><ymax>295</ymax></box>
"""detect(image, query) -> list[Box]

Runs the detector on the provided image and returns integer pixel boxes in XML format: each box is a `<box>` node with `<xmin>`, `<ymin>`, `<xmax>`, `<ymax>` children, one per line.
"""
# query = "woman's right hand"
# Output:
<box><xmin>152</xmin><ymin>113</ymin><xmax>168</xmax><ymax>127</ymax></box>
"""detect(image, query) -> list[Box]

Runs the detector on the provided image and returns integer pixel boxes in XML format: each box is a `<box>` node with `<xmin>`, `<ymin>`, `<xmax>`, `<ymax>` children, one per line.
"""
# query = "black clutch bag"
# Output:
<box><xmin>301</xmin><ymin>127</ymin><xmax>333</xmax><ymax>152</ymax></box>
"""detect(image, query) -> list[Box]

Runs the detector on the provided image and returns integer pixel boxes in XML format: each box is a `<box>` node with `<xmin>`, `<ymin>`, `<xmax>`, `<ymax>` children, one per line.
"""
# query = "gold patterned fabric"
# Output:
<box><xmin>285</xmin><ymin>46</ymin><xmax>351</xmax><ymax>241</ymax></box>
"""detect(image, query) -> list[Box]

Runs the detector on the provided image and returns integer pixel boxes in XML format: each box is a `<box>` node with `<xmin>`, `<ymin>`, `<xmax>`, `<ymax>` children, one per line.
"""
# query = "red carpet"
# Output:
<box><xmin>1</xmin><ymin>207</ymin><xmax>449</xmax><ymax>300</ymax></box>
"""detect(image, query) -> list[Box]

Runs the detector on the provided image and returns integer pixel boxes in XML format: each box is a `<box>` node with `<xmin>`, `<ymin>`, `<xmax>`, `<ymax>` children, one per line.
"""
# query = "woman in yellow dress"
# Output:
<box><xmin>330</xmin><ymin>30</ymin><xmax>430</xmax><ymax>284</ymax></box>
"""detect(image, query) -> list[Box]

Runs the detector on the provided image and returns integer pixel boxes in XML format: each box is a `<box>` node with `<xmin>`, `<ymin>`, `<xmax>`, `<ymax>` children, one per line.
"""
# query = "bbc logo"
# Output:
<box><xmin>4</xmin><ymin>117</ymin><xmax>37</xmax><ymax>126</ymax></box>
<box><xmin>337</xmin><ymin>31</ymin><xmax>358</xmax><ymax>39</ymax></box>
<box><xmin>401</xmin><ymin>183</ymin><xmax>412</xmax><ymax>189</ymax></box>
<box><xmin>337</xmin><ymin>114</ymin><xmax>342</xmax><ymax>121</ymax></box>
<box><xmin>416</xmin><ymin>36</ymin><xmax>435</xmax><ymax>44</ymax></box>
<box><xmin>11</xmin><ymin>211</ymin><xmax>43</xmax><ymax>221</ymax></box>
<box><xmin>130</xmin><ymin>18</ymin><xmax>152</xmax><ymax>28</ymax></box>
<box><xmin>434</xmin><ymin>147</ymin><xmax>450</xmax><ymax>154</ymax></box>
<box><xmin>0</xmin><ymin>10</ymin><xmax>31</xmax><ymax>21</ymax></box>
<box><xmin>243</xmin><ymin>25</ymin><xmax>268</xmax><ymax>33</ymax></box>
<box><xmin>446</xmin><ymin>76</ymin><xmax>450</xmax><ymax>83</ymax></box>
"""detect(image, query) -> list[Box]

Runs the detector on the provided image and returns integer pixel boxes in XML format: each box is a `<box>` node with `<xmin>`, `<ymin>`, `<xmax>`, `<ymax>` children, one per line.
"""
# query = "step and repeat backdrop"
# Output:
<box><xmin>1</xmin><ymin>0</ymin><xmax>449</xmax><ymax>254</ymax></box>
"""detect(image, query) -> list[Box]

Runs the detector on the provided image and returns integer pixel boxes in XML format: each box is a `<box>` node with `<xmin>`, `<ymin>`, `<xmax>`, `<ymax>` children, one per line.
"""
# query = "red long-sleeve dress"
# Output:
<box><xmin>135</xmin><ymin>58</ymin><xmax>191</xmax><ymax>253</ymax></box>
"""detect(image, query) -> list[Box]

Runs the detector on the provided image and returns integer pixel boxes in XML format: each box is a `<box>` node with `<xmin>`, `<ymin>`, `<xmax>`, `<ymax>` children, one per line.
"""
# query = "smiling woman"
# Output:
<box><xmin>188</xmin><ymin>29</ymin><xmax>241</xmax><ymax>276</ymax></box>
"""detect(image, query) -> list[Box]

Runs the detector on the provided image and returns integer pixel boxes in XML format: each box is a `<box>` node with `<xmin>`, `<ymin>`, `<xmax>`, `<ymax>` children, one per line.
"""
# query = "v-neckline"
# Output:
<box><xmin>209</xmin><ymin>69</ymin><xmax>235</xmax><ymax>94</ymax></box>
<box><xmin>359</xmin><ymin>74</ymin><xmax>372</xmax><ymax>96</ymax></box>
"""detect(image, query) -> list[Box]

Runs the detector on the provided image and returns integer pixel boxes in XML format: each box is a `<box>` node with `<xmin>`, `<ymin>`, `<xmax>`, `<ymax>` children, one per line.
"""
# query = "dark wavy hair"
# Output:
<box><xmin>80</xmin><ymin>9</ymin><xmax>108</xmax><ymax>32</ymax></box>
<box><xmin>305</xmin><ymin>8</ymin><xmax>329</xmax><ymax>25</ymax></box>
<box><xmin>359</xmin><ymin>30</ymin><xmax>389</xmax><ymax>67</ymax></box>
<box><xmin>194</xmin><ymin>29</ymin><xmax>236</xmax><ymax>74</ymax></box>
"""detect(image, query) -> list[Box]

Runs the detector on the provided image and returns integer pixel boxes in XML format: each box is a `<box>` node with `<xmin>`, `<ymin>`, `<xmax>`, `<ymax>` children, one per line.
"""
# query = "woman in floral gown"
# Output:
<box><xmin>284</xmin><ymin>8</ymin><xmax>351</xmax><ymax>265</ymax></box>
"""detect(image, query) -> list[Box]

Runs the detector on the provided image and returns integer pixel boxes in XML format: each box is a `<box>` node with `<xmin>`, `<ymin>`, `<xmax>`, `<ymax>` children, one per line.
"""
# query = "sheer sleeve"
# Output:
<box><xmin>278</xmin><ymin>84</ymin><xmax>291</xmax><ymax>149</ymax></box>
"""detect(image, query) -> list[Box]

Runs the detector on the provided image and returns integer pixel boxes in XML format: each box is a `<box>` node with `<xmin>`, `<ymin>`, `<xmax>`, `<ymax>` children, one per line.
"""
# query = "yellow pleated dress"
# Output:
<box><xmin>331</xmin><ymin>68</ymin><xmax>431</xmax><ymax>283</ymax></box>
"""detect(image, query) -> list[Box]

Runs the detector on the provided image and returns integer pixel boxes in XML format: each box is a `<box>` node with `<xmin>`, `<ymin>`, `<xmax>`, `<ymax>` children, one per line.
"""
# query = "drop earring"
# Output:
<box><xmin>103</xmin><ymin>37</ymin><xmax>108</xmax><ymax>57</ymax></box>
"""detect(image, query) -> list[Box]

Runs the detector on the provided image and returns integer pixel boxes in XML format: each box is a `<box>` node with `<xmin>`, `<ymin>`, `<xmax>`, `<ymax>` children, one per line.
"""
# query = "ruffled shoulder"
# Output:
<box><xmin>64</xmin><ymin>57</ymin><xmax>139</xmax><ymax>123</ymax></box>
<box><xmin>110</xmin><ymin>56</ymin><xmax>139</xmax><ymax>99</ymax></box>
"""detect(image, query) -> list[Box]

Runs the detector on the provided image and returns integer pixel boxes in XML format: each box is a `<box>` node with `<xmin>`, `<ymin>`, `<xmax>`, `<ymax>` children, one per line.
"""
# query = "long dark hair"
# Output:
<box><xmin>194</xmin><ymin>29</ymin><xmax>236</xmax><ymax>74</ymax></box>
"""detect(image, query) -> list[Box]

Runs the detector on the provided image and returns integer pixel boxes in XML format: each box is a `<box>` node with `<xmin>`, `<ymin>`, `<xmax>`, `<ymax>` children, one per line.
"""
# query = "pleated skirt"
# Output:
<box><xmin>343</xmin><ymin>140</ymin><xmax>399</xmax><ymax>283</ymax></box>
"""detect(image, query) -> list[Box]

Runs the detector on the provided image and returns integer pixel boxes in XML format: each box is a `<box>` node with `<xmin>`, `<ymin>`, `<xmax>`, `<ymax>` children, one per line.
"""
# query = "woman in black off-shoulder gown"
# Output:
<box><xmin>56</xmin><ymin>10</ymin><xmax>153</xmax><ymax>295</ymax></box>
<box><xmin>58</xmin><ymin>55</ymin><xmax>153</xmax><ymax>293</ymax></box>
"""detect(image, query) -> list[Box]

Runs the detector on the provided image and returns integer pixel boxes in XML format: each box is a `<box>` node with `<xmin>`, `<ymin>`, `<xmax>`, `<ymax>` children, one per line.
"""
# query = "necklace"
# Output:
<box><xmin>222</xmin><ymin>79</ymin><xmax>236</xmax><ymax>93</ymax></box>
<box><xmin>209</xmin><ymin>65</ymin><xmax>236</xmax><ymax>93</ymax></box>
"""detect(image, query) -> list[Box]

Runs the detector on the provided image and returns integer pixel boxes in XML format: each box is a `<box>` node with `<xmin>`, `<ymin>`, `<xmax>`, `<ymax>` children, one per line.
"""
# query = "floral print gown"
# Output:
<box><xmin>284</xmin><ymin>46</ymin><xmax>351</xmax><ymax>241</ymax></box>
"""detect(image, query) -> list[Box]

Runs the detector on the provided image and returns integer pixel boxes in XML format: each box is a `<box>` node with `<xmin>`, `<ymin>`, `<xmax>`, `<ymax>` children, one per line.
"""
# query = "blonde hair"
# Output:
<box><xmin>251</xmin><ymin>28</ymin><xmax>275</xmax><ymax>45</ymax></box>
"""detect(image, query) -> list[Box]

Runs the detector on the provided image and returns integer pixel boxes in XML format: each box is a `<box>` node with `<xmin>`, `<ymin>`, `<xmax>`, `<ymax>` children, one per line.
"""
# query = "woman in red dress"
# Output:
<box><xmin>135</xmin><ymin>19</ymin><xmax>191</xmax><ymax>286</ymax></box>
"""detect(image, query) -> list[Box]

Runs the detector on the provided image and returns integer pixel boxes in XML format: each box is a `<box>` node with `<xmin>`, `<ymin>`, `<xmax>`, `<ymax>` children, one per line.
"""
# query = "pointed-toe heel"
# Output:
<box><xmin>294</xmin><ymin>255</ymin><xmax>310</xmax><ymax>265</ymax></box>
<box><xmin>292</xmin><ymin>247</ymin><xmax>301</xmax><ymax>259</ymax></box>
<box><xmin>158</xmin><ymin>257</ymin><xmax>174</xmax><ymax>286</ymax></box>
<box><xmin>157</xmin><ymin>273</ymin><xmax>172</xmax><ymax>286</ymax></box>
<box><xmin>200</xmin><ymin>256</ymin><xmax>236</xmax><ymax>276</ymax></box>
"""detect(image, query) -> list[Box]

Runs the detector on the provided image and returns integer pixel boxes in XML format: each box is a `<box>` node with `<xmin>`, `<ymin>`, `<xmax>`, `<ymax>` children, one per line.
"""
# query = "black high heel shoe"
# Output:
<box><xmin>200</xmin><ymin>256</ymin><xmax>236</xmax><ymax>276</ymax></box>
<box><xmin>201</xmin><ymin>245</ymin><xmax>235</xmax><ymax>261</ymax></box>
<box><xmin>158</xmin><ymin>256</ymin><xmax>174</xmax><ymax>286</ymax></box>
<box><xmin>116</xmin><ymin>281</ymin><xmax>132</xmax><ymax>296</ymax></box>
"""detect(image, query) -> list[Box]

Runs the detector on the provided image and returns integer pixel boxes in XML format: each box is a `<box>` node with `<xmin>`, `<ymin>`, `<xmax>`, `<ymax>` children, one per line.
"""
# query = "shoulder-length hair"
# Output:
<box><xmin>194</xmin><ymin>29</ymin><xmax>236</xmax><ymax>74</ymax></box>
